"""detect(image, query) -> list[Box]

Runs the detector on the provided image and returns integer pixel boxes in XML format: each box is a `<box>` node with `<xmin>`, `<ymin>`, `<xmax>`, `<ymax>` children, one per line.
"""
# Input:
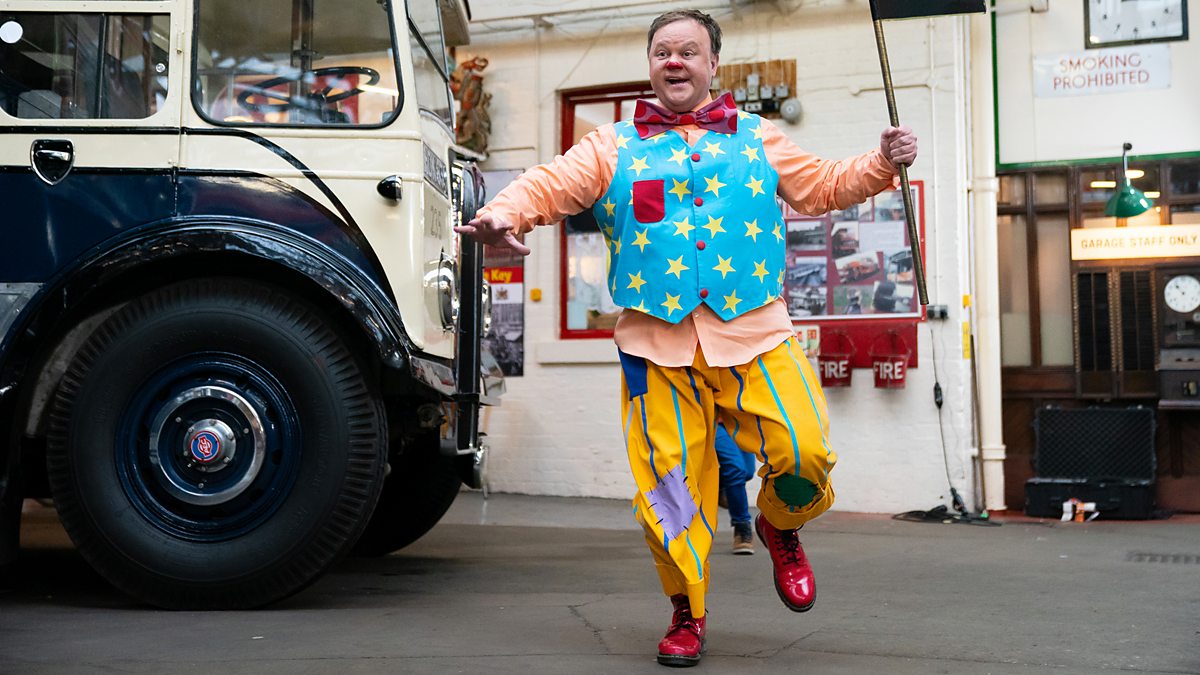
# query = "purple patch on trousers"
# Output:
<box><xmin>646</xmin><ymin>465</ymin><xmax>697</xmax><ymax>541</ymax></box>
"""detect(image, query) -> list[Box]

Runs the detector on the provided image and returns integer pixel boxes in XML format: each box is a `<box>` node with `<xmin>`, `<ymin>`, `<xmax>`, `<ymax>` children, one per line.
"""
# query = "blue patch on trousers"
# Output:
<box><xmin>619</xmin><ymin>350</ymin><xmax>649</xmax><ymax>400</ymax></box>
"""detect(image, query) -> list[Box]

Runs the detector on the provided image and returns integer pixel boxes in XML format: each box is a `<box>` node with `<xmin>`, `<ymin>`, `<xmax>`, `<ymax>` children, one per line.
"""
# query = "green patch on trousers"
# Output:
<box><xmin>774</xmin><ymin>473</ymin><xmax>819</xmax><ymax>508</ymax></box>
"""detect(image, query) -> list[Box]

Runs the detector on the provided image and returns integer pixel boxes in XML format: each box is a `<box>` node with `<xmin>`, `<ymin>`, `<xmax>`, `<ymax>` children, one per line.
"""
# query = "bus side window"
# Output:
<box><xmin>0</xmin><ymin>13</ymin><xmax>169</xmax><ymax>120</ymax></box>
<box><xmin>406</xmin><ymin>0</ymin><xmax>452</xmax><ymax>125</ymax></box>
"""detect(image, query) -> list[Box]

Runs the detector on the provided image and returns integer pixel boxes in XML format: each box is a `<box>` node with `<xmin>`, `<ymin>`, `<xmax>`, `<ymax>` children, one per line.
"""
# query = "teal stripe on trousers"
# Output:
<box><xmin>784</xmin><ymin>340</ymin><xmax>833</xmax><ymax>476</ymax></box>
<box><xmin>756</xmin><ymin>356</ymin><xmax>801</xmax><ymax>475</ymax></box>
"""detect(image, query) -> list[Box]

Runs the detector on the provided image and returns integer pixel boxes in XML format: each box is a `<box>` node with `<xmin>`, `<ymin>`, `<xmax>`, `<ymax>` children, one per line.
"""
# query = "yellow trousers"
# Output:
<box><xmin>620</xmin><ymin>336</ymin><xmax>837</xmax><ymax>617</ymax></box>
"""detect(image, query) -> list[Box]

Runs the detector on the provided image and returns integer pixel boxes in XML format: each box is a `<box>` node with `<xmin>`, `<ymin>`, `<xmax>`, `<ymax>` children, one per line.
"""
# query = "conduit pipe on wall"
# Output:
<box><xmin>969</xmin><ymin>11</ymin><xmax>1006</xmax><ymax>511</ymax></box>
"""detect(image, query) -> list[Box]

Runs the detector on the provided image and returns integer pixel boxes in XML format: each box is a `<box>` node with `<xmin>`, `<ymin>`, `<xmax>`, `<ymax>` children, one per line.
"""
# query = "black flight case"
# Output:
<box><xmin>1024</xmin><ymin>406</ymin><xmax>1156</xmax><ymax>519</ymax></box>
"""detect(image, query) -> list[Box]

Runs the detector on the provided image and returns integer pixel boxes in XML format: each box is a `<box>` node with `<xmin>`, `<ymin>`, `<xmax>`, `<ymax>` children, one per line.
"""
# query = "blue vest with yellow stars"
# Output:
<box><xmin>594</xmin><ymin>114</ymin><xmax>786</xmax><ymax>324</ymax></box>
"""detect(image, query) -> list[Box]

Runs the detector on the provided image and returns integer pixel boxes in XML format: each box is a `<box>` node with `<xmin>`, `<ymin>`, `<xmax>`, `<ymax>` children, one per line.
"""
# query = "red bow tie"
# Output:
<box><xmin>632</xmin><ymin>92</ymin><xmax>738</xmax><ymax>140</ymax></box>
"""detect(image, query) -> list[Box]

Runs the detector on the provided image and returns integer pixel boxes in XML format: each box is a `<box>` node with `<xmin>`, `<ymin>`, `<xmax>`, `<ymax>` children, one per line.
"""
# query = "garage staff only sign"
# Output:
<box><xmin>1071</xmin><ymin>224</ymin><xmax>1200</xmax><ymax>261</ymax></box>
<box><xmin>1033</xmin><ymin>45</ymin><xmax>1170</xmax><ymax>98</ymax></box>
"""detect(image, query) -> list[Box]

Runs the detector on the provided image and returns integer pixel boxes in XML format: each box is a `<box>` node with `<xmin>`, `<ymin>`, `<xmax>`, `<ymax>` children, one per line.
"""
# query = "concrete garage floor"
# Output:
<box><xmin>2</xmin><ymin>492</ymin><xmax>1199</xmax><ymax>674</ymax></box>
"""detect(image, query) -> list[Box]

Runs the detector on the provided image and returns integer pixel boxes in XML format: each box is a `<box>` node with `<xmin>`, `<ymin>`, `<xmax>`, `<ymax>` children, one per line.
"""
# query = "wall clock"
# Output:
<box><xmin>1164</xmin><ymin>273</ymin><xmax>1200</xmax><ymax>313</ymax></box>
<box><xmin>1085</xmin><ymin>0</ymin><xmax>1188</xmax><ymax>49</ymax></box>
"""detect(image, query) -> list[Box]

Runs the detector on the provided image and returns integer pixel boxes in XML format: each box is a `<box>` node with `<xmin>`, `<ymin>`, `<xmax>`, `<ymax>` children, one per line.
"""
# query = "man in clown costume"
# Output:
<box><xmin>457</xmin><ymin>8</ymin><xmax>917</xmax><ymax>667</ymax></box>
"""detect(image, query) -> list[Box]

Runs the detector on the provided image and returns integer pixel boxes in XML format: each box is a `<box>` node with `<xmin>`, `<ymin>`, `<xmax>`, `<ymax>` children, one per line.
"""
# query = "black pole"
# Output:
<box><xmin>869</xmin><ymin>0</ymin><xmax>930</xmax><ymax>307</ymax></box>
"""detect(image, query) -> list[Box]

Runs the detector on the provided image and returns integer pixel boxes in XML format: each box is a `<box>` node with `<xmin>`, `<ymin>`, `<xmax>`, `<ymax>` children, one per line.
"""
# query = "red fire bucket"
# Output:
<box><xmin>817</xmin><ymin>332</ymin><xmax>855</xmax><ymax>388</ymax></box>
<box><xmin>870</xmin><ymin>331</ymin><xmax>910</xmax><ymax>389</ymax></box>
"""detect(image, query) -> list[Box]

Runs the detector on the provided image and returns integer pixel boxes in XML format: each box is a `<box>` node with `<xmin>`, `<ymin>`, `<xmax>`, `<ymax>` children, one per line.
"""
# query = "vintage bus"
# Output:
<box><xmin>0</xmin><ymin>0</ymin><xmax>500</xmax><ymax>608</ymax></box>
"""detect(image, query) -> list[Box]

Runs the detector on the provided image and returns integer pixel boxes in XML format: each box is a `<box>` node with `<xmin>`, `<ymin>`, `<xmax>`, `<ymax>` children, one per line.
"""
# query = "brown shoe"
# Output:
<box><xmin>731</xmin><ymin>521</ymin><xmax>754</xmax><ymax>555</ymax></box>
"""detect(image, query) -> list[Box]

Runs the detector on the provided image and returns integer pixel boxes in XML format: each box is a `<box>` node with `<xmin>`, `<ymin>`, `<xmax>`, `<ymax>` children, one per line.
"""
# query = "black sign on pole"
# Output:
<box><xmin>866</xmin><ymin>0</ymin><xmax>986</xmax><ymax>307</ymax></box>
<box><xmin>871</xmin><ymin>0</ymin><xmax>987</xmax><ymax>21</ymax></box>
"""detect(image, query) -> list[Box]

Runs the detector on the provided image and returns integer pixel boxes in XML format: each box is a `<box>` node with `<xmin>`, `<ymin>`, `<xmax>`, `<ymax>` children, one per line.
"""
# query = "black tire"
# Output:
<box><xmin>352</xmin><ymin>440</ymin><xmax>461</xmax><ymax>556</ymax></box>
<box><xmin>46</xmin><ymin>279</ymin><xmax>385</xmax><ymax>609</ymax></box>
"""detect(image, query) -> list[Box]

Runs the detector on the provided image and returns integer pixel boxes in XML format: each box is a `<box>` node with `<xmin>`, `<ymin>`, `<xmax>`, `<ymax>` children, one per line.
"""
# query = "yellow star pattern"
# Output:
<box><xmin>702</xmin><ymin>215</ymin><xmax>725</xmax><ymax>237</ymax></box>
<box><xmin>713</xmin><ymin>255</ymin><xmax>736</xmax><ymax>279</ymax></box>
<box><xmin>672</xmin><ymin>217</ymin><xmax>694</xmax><ymax>239</ymax></box>
<box><xmin>745</xmin><ymin>176</ymin><xmax>766</xmax><ymax>197</ymax></box>
<box><xmin>752</xmin><ymin>260</ymin><xmax>769</xmax><ymax>282</ymax></box>
<box><xmin>627</xmin><ymin>271</ymin><xmax>647</xmax><ymax>292</ymax></box>
<box><xmin>751</xmin><ymin>125</ymin><xmax>766</xmax><ymax>141</ymax></box>
<box><xmin>612</xmin><ymin>238</ymin><xmax>622</xmax><ymax>254</ymax></box>
<box><xmin>740</xmin><ymin>145</ymin><xmax>760</xmax><ymax>163</ymax></box>
<box><xmin>632</xmin><ymin>229</ymin><xmax>651</xmax><ymax>252</ymax></box>
<box><xmin>665</xmin><ymin>256</ymin><xmax>690</xmax><ymax>279</ymax></box>
<box><xmin>629</xmin><ymin>155</ymin><xmax>650</xmax><ymax>176</ymax></box>
<box><xmin>702</xmin><ymin>141</ymin><xmax>725</xmax><ymax>158</ymax></box>
<box><xmin>772</xmin><ymin>222</ymin><xmax>785</xmax><ymax>242</ymax></box>
<box><xmin>744</xmin><ymin>219</ymin><xmax>762</xmax><ymax>241</ymax></box>
<box><xmin>703</xmin><ymin>174</ymin><xmax>726</xmax><ymax>197</ymax></box>
<box><xmin>765</xmin><ymin>291</ymin><xmax>775</xmax><ymax>304</ymax></box>
<box><xmin>602</xmin><ymin>198</ymin><xmax>616</xmax><ymax>217</ymax></box>
<box><xmin>778</xmin><ymin>269</ymin><xmax>786</xmax><ymax>284</ymax></box>
<box><xmin>722</xmin><ymin>291</ymin><xmax>742</xmax><ymax>313</ymax></box>
<box><xmin>667</xmin><ymin>178</ymin><xmax>691</xmax><ymax>202</ymax></box>
<box><xmin>662</xmin><ymin>293</ymin><xmax>683</xmax><ymax>316</ymax></box>
<box><xmin>738</xmin><ymin>110</ymin><xmax>752</xmax><ymax>120</ymax></box>
<box><xmin>668</xmin><ymin>147</ymin><xmax>689</xmax><ymax>165</ymax></box>
<box><xmin>632</xmin><ymin>301</ymin><xmax>649</xmax><ymax>313</ymax></box>
<box><xmin>603</xmin><ymin>224</ymin><xmax>614</xmax><ymax>238</ymax></box>
<box><xmin>615</xmin><ymin>134</ymin><xmax>630</xmax><ymax>149</ymax></box>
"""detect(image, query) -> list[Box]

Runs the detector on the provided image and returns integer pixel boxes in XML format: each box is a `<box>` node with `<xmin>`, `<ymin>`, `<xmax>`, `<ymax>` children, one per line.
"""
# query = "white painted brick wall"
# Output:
<box><xmin>464</xmin><ymin>3</ymin><xmax>978</xmax><ymax>517</ymax></box>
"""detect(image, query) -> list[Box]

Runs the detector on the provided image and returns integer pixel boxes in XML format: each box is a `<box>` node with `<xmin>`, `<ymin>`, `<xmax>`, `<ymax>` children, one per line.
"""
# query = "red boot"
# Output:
<box><xmin>755</xmin><ymin>513</ymin><xmax>816</xmax><ymax>612</ymax></box>
<box><xmin>657</xmin><ymin>594</ymin><xmax>706</xmax><ymax>667</ymax></box>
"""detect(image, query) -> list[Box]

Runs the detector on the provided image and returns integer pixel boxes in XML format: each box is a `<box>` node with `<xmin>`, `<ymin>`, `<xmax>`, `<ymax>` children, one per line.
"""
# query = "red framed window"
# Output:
<box><xmin>559</xmin><ymin>82</ymin><xmax>655</xmax><ymax>339</ymax></box>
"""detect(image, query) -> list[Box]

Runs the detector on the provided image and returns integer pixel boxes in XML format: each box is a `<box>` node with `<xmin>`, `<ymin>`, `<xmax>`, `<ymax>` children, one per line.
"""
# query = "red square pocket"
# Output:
<box><xmin>632</xmin><ymin>179</ymin><xmax>666</xmax><ymax>223</ymax></box>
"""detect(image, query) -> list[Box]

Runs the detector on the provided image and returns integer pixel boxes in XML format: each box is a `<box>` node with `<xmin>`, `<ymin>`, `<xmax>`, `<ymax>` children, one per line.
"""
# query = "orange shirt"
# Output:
<box><xmin>478</xmin><ymin>105</ymin><xmax>898</xmax><ymax>367</ymax></box>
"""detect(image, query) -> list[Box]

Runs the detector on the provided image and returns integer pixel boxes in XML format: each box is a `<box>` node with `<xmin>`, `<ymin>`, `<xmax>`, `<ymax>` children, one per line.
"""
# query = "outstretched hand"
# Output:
<box><xmin>454</xmin><ymin>213</ymin><xmax>532</xmax><ymax>256</ymax></box>
<box><xmin>880</xmin><ymin>125</ymin><xmax>918</xmax><ymax>169</ymax></box>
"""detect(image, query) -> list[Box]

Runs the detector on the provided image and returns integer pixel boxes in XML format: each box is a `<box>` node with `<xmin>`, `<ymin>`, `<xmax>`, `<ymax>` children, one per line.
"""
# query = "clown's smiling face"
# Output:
<box><xmin>647</xmin><ymin>19</ymin><xmax>719</xmax><ymax>114</ymax></box>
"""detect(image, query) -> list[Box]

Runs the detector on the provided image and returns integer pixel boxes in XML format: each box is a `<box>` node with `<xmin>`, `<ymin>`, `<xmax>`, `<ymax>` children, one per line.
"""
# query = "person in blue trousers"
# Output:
<box><xmin>715</xmin><ymin>420</ymin><xmax>756</xmax><ymax>554</ymax></box>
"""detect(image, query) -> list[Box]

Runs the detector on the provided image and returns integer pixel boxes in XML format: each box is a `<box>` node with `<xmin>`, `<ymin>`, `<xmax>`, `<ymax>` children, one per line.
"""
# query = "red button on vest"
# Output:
<box><xmin>696</xmin><ymin>240</ymin><xmax>706</xmax><ymax>250</ymax></box>
<box><xmin>691</xmin><ymin>153</ymin><xmax>701</xmax><ymax>162</ymax></box>
<box><xmin>694</xmin><ymin>197</ymin><xmax>704</xmax><ymax>207</ymax></box>
<box><xmin>699</xmin><ymin>288</ymin><xmax>709</xmax><ymax>298</ymax></box>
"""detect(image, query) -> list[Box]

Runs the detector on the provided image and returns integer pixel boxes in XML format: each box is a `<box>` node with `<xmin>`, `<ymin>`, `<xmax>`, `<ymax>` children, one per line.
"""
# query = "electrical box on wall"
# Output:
<box><xmin>712</xmin><ymin>59</ymin><xmax>796</xmax><ymax>118</ymax></box>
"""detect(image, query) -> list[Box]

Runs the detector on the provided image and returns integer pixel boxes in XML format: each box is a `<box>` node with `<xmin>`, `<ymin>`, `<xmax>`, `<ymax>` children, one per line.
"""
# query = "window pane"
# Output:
<box><xmin>0</xmin><ymin>13</ymin><xmax>167</xmax><ymax>120</ymax></box>
<box><xmin>564</xmin><ymin>211</ymin><xmax>620</xmax><ymax>331</ymax></box>
<box><xmin>1170</xmin><ymin>162</ymin><xmax>1200</xmax><ymax>197</ymax></box>
<box><xmin>572</xmin><ymin>102</ymin><xmax>613</xmax><ymax>144</ymax></box>
<box><xmin>998</xmin><ymin>214</ymin><xmax>1032</xmax><ymax>366</ymax></box>
<box><xmin>407</xmin><ymin>0</ymin><xmax>447</xmax><ymax>74</ymax></box>
<box><xmin>1080</xmin><ymin>169</ymin><xmax>1115</xmax><ymax>206</ymax></box>
<box><xmin>407</xmin><ymin>0</ymin><xmax>452</xmax><ymax>125</ymax></box>
<box><xmin>998</xmin><ymin>174</ymin><xmax>1025</xmax><ymax>207</ymax></box>
<box><xmin>1034</xmin><ymin>172</ymin><xmax>1067</xmax><ymax>205</ymax></box>
<box><xmin>1171</xmin><ymin>203</ymin><xmax>1200</xmax><ymax>224</ymax></box>
<box><xmin>1037</xmin><ymin>215</ymin><xmax>1073</xmax><ymax>366</ymax></box>
<box><xmin>409</xmin><ymin>28</ymin><xmax>451</xmax><ymax>124</ymax></box>
<box><xmin>195</xmin><ymin>0</ymin><xmax>400</xmax><ymax>126</ymax></box>
<box><xmin>1128</xmin><ymin>164</ymin><xmax>1159</xmax><ymax>194</ymax></box>
<box><xmin>99</xmin><ymin>15</ymin><xmax>170</xmax><ymax>118</ymax></box>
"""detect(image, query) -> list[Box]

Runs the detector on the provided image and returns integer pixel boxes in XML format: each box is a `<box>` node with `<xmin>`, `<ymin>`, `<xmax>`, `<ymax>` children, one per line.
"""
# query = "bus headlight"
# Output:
<box><xmin>425</xmin><ymin>254</ymin><xmax>459</xmax><ymax>331</ymax></box>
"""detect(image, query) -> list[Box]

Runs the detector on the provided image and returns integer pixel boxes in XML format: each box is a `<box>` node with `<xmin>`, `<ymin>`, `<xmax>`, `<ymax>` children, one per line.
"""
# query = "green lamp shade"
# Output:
<box><xmin>1105</xmin><ymin>182</ymin><xmax>1153</xmax><ymax>217</ymax></box>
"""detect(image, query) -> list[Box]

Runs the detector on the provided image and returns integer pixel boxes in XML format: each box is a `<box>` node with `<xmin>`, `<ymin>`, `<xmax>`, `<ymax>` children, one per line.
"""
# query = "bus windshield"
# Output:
<box><xmin>193</xmin><ymin>0</ymin><xmax>401</xmax><ymax>127</ymax></box>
